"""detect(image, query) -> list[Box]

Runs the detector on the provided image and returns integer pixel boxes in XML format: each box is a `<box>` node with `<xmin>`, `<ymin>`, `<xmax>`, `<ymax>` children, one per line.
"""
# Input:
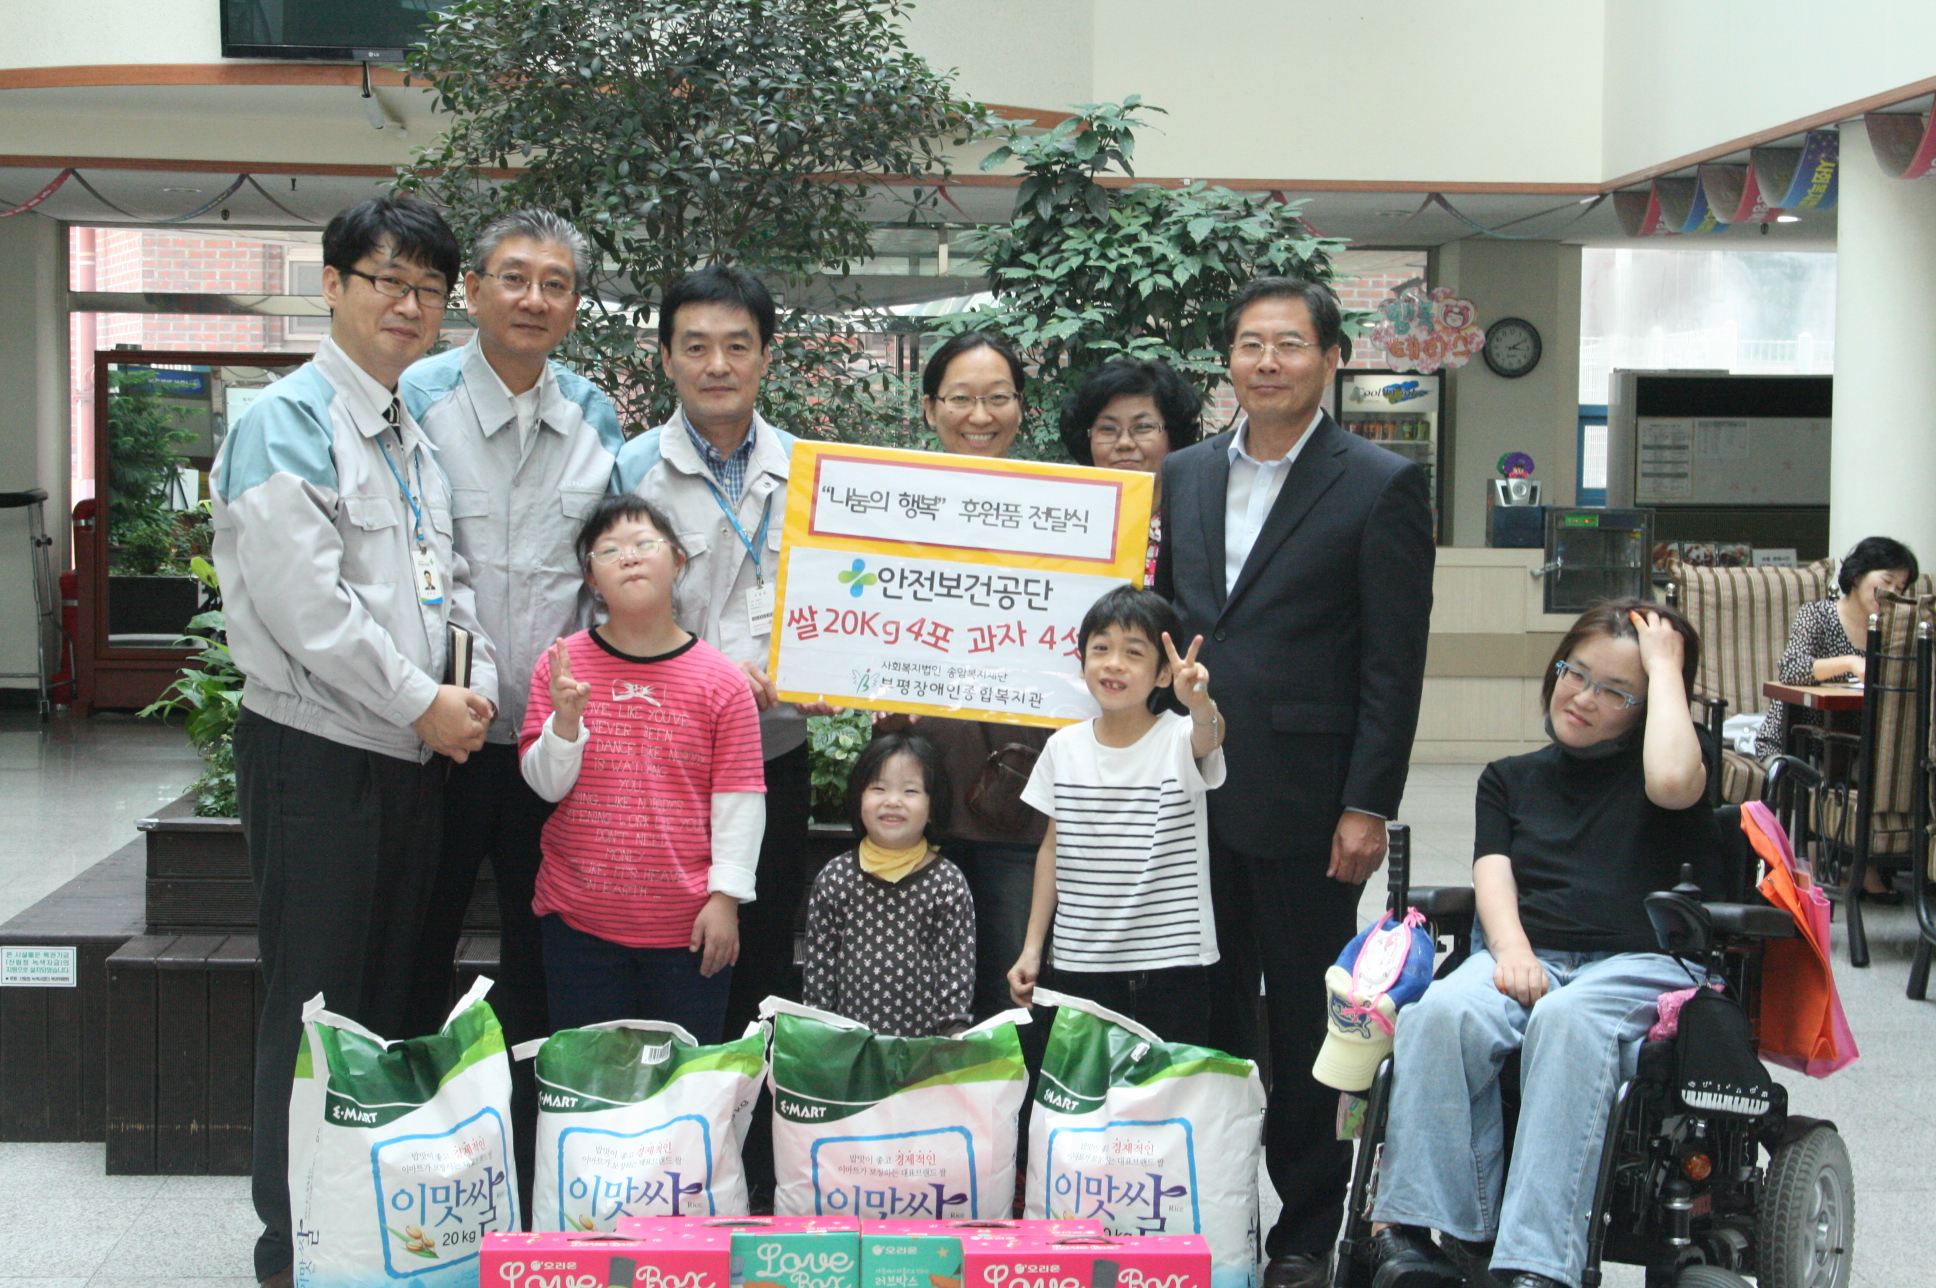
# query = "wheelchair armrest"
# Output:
<box><xmin>1410</xmin><ymin>885</ymin><xmax>1476</xmax><ymax>922</ymax></box>
<box><xmin>1703</xmin><ymin>901</ymin><xmax>1797</xmax><ymax>940</ymax></box>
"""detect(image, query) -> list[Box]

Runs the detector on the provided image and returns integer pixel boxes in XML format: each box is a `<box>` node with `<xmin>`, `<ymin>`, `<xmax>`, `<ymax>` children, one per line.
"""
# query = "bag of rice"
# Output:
<box><xmin>1024</xmin><ymin>990</ymin><xmax>1265</xmax><ymax>1288</ymax></box>
<box><xmin>516</xmin><ymin>1019</ymin><xmax>766</xmax><ymax>1231</ymax></box>
<box><xmin>288</xmin><ymin>976</ymin><xmax>519</xmax><ymax>1288</ymax></box>
<box><xmin>763</xmin><ymin>998</ymin><xmax>1029</xmax><ymax>1221</ymax></box>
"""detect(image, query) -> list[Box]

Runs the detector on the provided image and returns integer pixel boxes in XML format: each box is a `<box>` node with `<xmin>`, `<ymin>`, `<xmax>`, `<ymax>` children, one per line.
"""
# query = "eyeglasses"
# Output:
<box><xmin>1232</xmin><ymin>337</ymin><xmax>1316</xmax><ymax>361</ymax></box>
<box><xmin>589</xmin><ymin>538</ymin><xmax>672</xmax><ymax>564</ymax></box>
<box><xmin>1090</xmin><ymin>422</ymin><xmax>1166</xmax><ymax>446</ymax></box>
<box><xmin>344</xmin><ymin>268</ymin><xmax>450</xmax><ymax>309</ymax></box>
<box><xmin>476</xmin><ymin>270</ymin><xmax>577</xmax><ymax>302</ymax></box>
<box><xmin>1553</xmin><ymin>659</ymin><xmax>1643</xmax><ymax>709</ymax></box>
<box><xmin>936</xmin><ymin>392</ymin><xmax>1017</xmax><ymax>412</ymax></box>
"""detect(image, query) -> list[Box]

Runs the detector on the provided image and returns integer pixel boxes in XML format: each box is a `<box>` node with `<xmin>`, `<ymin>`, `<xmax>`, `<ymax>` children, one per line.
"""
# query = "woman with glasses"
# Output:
<box><xmin>871</xmin><ymin>331</ymin><xmax>1052</xmax><ymax>1022</ymax></box>
<box><xmin>1753</xmin><ymin>535</ymin><xmax>1918</xmax><ymax>764</ymax></box>
<box><xmin>1365</xmin><ymin>598</ymin><xmax>1725</xmax><ymax>1288</ymax></box>
<box><xmin>1057</xmin><ymin>359</ymin><xmax>1202</xmax><ymax>582</ymax></box>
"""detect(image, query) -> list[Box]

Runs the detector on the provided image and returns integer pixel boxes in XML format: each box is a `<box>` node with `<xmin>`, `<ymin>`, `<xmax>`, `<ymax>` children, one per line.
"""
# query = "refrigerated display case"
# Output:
<box><xmin>1334</xmin><ymin>370</ymin><xmax>1441</xmax><ymax>540</ymax></box>
<box><xmin>1539</xmin><ymin>507</ymin><xmax>1654</xmax><ymax>615</ymax></box>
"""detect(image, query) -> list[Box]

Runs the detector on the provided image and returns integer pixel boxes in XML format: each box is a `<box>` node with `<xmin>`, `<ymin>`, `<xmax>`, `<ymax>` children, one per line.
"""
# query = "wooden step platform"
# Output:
<box><xmin>0</xmin><ymin>837</ymin><xmax>143</xmax><ymax>1142</ymax></box>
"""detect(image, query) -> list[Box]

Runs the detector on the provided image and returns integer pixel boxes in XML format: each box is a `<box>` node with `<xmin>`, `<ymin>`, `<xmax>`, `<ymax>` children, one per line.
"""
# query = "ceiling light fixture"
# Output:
<box><xmin>1776</xmin><ymin>214</ymin><xmax>1801</xmax><ymax>223</ymax></box>
<box><xmin>160</xmin><ymin>186</ymin><xmax>204</xmax><ymax>194</ymax></box>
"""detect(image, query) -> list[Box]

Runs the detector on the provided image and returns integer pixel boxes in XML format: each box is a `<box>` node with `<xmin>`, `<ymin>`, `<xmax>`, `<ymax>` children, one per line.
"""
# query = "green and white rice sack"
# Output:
<box><xmin>1024</xmin><ymin>989</ymin><xmax>1265</xmax><ymax>1288</ymax></box>
<box><xmin>515</xmin><ymin>1019</ymin><xmax>766</xmax><ymax>1230</ymax></box>
<box><xmin>763</xmin><ymin>998</ymin><xmax>1030</xmax><ymax>1221</ymax></box>
<box><xmin>288</xmin><ymin>977</ymin><xmax>518</xmax><ymax>1288</ymax></box>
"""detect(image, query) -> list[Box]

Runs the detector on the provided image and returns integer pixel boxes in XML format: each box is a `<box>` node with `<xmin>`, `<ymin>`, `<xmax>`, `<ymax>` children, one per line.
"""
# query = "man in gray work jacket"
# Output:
<box><xmin>211</xmin><ymin>195</ymin><xmax>497</xmax><ymax>1286</ymax></box>
<box><xmin>400</xmin><ymin>208</ymin><xmax>623</xmax><ymax>1201</ymax></box>
<box><xmin>616</xmin><ymin>267</ymin><xmax>820</xmax><ymax>1201</ymax></box>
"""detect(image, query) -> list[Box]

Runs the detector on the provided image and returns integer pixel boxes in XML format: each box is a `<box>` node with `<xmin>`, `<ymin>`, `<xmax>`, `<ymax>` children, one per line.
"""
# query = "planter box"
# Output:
<box><xmin>0</xmin><ymin>838</ymin><xmax>144</xmax><ymax>1142</ymax></box>
<box><xmin>137</xmin><ymin>793</ymin><xmax>500</xmax><ymax>935</ymax></box>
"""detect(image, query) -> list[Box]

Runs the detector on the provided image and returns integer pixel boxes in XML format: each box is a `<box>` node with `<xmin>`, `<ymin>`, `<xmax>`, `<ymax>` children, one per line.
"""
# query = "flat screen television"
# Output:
<box><xmin>221</xmin><ymin>0</ymin><xmax>439</xmax><ymax>61</ymax></box>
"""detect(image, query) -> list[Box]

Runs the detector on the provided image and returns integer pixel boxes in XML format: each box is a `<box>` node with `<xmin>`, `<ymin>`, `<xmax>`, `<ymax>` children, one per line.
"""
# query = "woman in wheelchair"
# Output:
<box><xmin>1367</xmin><ymin>599</ymin><xmax>1725</xmax><ymax>1288</ymax></box>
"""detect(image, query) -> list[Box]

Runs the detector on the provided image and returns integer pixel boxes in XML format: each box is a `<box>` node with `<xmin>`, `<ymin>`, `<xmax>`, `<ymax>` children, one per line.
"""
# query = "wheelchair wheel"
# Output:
<box><xmin>1756</xmin><ymin>1124</ymin><xmax>1854</xmax><ymax>1288</ymax></box>
<box><xmin>1671</xmin><ymin>1266</ymin><xmax>1751</xmax><ymax>1288</ymax></box>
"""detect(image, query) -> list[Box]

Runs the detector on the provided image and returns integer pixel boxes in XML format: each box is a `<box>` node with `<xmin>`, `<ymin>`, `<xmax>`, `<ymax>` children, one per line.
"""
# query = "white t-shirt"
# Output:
<box><xmin>1020</xmin><ymin>711</ymin><xmax>1227</xmax><ymax>972</ymax></box>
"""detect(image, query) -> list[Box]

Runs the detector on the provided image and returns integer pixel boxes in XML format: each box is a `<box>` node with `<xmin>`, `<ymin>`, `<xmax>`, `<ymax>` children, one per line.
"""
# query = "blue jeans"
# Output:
<box><xmin>942</xmin><ymin>839</ymin><xmax>1039</xmax><ymax>1022</ymax></box>
<box><xmin>1370</xmin><ymin>940</ymin><xmax>1694</xmax><ymax>1288</ymax></box>
<box><xmin>540</xmin><ymin>914</ymin><xmax>734</xmax><ymax>1043</ymax></box>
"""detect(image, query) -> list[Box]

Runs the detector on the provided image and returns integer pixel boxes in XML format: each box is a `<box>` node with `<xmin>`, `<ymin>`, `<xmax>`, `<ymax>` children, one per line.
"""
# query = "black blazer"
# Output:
<box><xmin>1154</xmin><ymin>413</ymin><xmax>1434</xmax><ymax>862</ymax></box>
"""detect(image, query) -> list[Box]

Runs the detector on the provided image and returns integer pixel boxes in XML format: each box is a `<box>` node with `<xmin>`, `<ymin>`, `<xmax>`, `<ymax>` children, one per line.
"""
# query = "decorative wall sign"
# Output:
<box><xmin>1618</xmin><ymin>130</ymin><xmax>1837</xmax><ymax>238</ymax></box>
<box><xmin>1864</xmin><ymin>111</ymin><xmax>1936</xmax><ymax>181</ymax></box>
<box><xmin>1369</xmin><ymin>284</ymin><xmax>1484</xmax><ymax>374</ymax></box>
<box><xmin>1751</xmin><ymin>129</ymin><xmax>1839</xmax><ymax>212</ymax></box>
<box><xmin>1697</xmin><ymin>163</ymin><xmax>1782</xmax><ymax>226</ymax></box>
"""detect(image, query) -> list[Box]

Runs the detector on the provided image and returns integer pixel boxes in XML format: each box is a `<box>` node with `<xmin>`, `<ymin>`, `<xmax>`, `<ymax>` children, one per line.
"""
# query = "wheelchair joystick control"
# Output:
<box><xmin>1673</xmin><ymin>863</ymin><xmax>1703</xmax><ymax>898</ymax></box>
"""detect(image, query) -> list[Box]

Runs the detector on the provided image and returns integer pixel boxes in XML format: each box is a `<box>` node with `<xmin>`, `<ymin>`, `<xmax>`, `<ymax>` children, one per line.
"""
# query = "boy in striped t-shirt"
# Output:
<box><xmin>520</xmin><ymin>497</ymin><xmax>766</xmax><ymax>1042</ymax></box>
<box><xmin>1006</xmin><ymin>586</ymin><xmax>1227</xmax><ymax>1046</ymax></box>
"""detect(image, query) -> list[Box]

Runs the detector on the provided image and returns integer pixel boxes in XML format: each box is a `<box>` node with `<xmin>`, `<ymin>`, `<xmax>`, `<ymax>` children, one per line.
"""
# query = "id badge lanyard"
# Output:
<box><xmin>705</xmin><ymin>480</ymin><xmax>774</xmax><ymax>636</ymax></box>
<box><xmin>705</xmin><ymin>480</ymin><xmax>773</xmax><ymax>584</ymax></box>
<box><xmin>378</xmin><ymin>432</ymin><xmax>444</xmax><ymax>607</ymax></box>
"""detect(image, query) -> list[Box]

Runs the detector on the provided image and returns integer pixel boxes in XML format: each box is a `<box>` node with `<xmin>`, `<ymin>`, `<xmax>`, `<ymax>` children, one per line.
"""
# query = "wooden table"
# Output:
<box><xmin>1761</xmin><ymin>680</ymin><xmax>1865</xmax><ymax>711</ymax></box>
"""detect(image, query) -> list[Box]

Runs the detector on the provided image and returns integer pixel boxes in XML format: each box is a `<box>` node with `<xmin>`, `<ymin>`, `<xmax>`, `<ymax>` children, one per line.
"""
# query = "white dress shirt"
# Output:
<box><xmin>1224</xmin><ymin>407</ymin><xmax>1323</xmax><ymax>594</ymax></box>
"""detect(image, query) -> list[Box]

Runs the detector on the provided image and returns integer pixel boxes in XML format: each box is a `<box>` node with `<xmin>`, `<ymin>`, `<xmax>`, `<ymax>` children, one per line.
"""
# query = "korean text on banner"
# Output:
<box><xmin>768</xmin><ymin>443</ymin><xmax>1154</xmax><ymax>728</ymax></box>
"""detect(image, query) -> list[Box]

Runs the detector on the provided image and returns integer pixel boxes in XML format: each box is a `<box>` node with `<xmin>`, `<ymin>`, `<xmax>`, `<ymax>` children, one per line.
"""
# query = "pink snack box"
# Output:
<box><xmin>615</xmin><ymin>1216</ymin><xmax>863</xmax><ymax>1288</ymax></box>
<box><xmin>961</xmin><ymin>1234</ymin><xmax>1210</xmax><ymax>1288</ymax></box>
<box><xmin>482</xmin><ymin>1231</ymin><xmax>706</xmax><ymax>1288</ymax></box>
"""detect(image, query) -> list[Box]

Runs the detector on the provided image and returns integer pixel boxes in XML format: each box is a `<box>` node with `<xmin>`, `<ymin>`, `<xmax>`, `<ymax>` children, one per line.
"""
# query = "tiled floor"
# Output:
<box><xmin>0</xmin><ymin>714</ymin><xmax>1930</xmax><ymax>1286</ymax></box>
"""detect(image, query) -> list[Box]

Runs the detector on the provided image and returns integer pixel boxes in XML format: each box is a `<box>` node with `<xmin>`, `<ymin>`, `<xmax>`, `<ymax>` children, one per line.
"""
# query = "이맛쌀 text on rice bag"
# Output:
<box><xmin>519</xmin><ymin>1019</ymin><xmax>767</xmax><ymax>1231</ymax></box>
<box><xmin>763</xmin><ymin>999</ymin><xmax>1030</xmax><ymax>1222</ymax></box>
<box><xmin>288</xmin><ymin>976</ymin><xmax>519</xmax><ymax>1288</ymax></box>
<box><xmin>1023</xmin><ymin>991</ymin><xmax>1264</xmax><ymax>1288</ymax></box>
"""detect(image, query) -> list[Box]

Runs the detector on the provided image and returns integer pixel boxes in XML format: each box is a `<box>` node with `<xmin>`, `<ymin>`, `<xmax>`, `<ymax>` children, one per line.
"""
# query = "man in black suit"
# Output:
<box><xmin>1154</xmin><ymin>278</ymin><xmax>1434</xmax><ymax>1287</ymax></box>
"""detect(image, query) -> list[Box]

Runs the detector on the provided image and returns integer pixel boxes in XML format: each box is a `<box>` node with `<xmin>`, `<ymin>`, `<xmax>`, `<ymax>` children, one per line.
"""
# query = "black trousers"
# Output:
<box><xmin>417</xmin><ymin>741</ymin><xmax>554</xmax><ymax>1224</ymax></box>
<box><xmin>237</xmin><ymin>709</ymin><xmax>446</xmax><ymax>1281</ymax></box>
<box><xmin>724</xmin><ymin>741</ymin><xmax>812</xmax><ymax>1033</ymax></box>
<box><xmin>1043</xmin><ymin>963</ymin><xmax>1215</xmax><ymax>1049</ymax></box>
<box><xmin>723</xmin><ymin>741</ymin><xmax>811</xmax><ymax>1202</ymax></box>
<box><xmin>1205</xmin><ymin>832</ymin><xmax>1364</xmax><ymax>1261</ymax></box>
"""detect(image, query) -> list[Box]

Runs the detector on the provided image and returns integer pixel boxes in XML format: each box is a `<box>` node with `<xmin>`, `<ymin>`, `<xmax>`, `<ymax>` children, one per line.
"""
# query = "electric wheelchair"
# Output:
<box><xmin>1332</xmin><ymin>760</ymin><xmax>1855</xmax><ymax>1288</ymax></box>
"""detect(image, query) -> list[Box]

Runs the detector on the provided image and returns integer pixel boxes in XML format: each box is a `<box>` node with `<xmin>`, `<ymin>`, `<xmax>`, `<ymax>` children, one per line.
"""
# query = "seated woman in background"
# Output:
<box><xmin>1753</xmin><ymin>535</ymin><xmax>1918</xmax><ymax>763</ymax></box>
<box><xmin>1366</xmin><ymin>599</ymin><xmax>1723</xmax><ymax>1288</ymax></box>
<box><xmin>1057</xmin><ymin>358</ymin><xmax>1201</xmax><ymax>581</ymax></box>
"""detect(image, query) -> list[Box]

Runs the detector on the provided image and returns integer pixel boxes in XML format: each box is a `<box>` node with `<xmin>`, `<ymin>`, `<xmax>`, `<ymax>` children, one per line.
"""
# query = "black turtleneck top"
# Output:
<box><xmin>1473</xmin><ymin>725</ymin><xmax>1726</xmax><ymax>954</ymax></box>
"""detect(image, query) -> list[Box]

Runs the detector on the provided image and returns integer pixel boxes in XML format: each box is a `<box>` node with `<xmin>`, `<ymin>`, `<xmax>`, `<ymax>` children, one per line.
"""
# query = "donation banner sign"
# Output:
<box><xmin>768</xmin><ymin>442</ymin><xmax>1153</xmax><ymax>727</ymax></box>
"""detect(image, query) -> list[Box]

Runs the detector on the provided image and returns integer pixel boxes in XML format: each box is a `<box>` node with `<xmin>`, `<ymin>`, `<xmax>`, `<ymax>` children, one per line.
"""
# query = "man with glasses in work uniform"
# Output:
<box><xmin>400</xmin><ymin>208</ymin><xmax>624</xmax><ymax>1209</ymax></box>
<box><xmin>211</xmin><ymin>194</ymin><xmax>497</xmax><ymax>1288</ymax></box>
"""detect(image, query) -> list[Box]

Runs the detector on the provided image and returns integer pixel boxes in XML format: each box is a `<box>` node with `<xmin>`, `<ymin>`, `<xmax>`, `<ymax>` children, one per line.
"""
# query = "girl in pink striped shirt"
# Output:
<box><xmin>520</xmin><ymin>497</ymin><xmax>766</xmax><ymax>1040</ymax></box>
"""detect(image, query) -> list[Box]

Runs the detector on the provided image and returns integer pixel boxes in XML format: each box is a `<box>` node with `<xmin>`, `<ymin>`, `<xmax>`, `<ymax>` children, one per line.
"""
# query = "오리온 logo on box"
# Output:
<box><xmin>482</xmin><ymin>1231</ymin><xmax>726</xmax><ymax>1288</ymax></box>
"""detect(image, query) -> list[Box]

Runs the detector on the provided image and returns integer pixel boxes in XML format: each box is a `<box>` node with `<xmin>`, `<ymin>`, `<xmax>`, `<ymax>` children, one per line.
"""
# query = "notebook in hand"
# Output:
<box><xmin>446</xmin><ymin>624</ymin><xmax>473</xmax><ymax>689</ymax></box>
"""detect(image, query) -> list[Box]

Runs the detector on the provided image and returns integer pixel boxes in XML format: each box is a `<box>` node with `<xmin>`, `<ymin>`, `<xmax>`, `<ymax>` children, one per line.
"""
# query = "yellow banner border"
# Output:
<box><xmin>767</xmin><ymin>442</ymin><xmax>1153</xmax><ymax>728</ymax></box>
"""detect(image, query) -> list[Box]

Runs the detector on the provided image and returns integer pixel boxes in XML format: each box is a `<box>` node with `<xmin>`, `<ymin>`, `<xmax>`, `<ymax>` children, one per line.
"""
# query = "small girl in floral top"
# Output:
<box><xmin>802</xmin><ymin>733</ymin><xmax>975</xmax><ymax>1036</ymax></box>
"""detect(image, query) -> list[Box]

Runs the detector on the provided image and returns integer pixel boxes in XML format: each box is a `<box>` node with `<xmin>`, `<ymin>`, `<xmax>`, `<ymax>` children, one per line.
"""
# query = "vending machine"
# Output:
<box><xmin>1333</xmin><ymin>370</ymin><xmax>1442</xmax><ymax>541</ymax></box>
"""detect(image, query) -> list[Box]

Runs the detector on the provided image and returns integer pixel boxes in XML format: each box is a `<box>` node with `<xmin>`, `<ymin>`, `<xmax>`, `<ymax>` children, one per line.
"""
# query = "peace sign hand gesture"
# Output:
<box><xmin>1163</xmin><ymin>630</ymin><xmax>1215</xmax><ymax>713</ymax></box>
<box><xmin>548</xmin><ymin>638</ymin><xmax>593</xmax><ymax>740</ymax></box>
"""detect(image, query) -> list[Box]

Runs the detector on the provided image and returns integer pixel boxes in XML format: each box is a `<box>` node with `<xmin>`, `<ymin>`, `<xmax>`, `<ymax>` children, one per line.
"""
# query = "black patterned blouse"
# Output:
<box><xmin>801</xmin><ymin>850</ymin><xmax>976</xmax><ymax>1037</ymax></box>
<box><xmin>1754</xmin><ymin>598</ymin><xmax>1855</xmax><ymax>761</ymax></box>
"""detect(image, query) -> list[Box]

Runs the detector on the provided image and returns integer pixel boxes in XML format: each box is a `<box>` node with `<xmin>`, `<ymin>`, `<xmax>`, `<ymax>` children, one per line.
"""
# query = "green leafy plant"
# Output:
<box><xmin>942</xmin><ymin>97</ymin><xmax>1354</xmax><ymax>455</ymax></box>
<box><xmin>398</xmin><ymin>0</ymin><xmax>989</xmax><ymax>443</ymax></box>
<box><xmin>807</xmin><ymin>709</ymin><xmax>873</xmax><ymax>823</ymax></box>
<box><xmin>139</xmin><ymin>554</ymin><xmax>241</xmax><ymax>818</ymax></box>
<box><xmin>106</xmin><ymin>368</ymin><xmax>198</xmax><ymax>575</ymax></box>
